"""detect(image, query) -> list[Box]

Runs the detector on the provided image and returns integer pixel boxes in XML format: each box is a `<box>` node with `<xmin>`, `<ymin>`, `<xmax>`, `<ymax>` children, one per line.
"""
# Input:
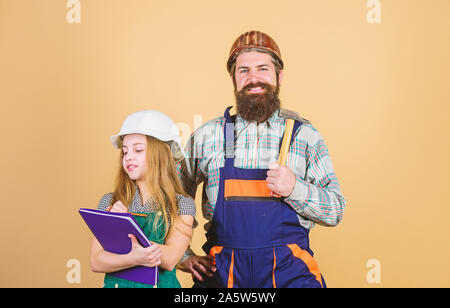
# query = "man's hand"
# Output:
<box><xmin>266</xmin><ymin>162</ymin><xmax>296</xmax><ymax>197</ymax></box>
<box><xmin>179</xmin><ymin>255</ymin><xmax>216</xmax><ymax>282</ymax></box>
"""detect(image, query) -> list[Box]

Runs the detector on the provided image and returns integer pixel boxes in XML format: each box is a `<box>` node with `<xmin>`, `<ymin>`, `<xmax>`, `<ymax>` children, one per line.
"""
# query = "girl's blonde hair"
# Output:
<box><xmin>111</xmin><ymin>135</ymin><xmax>187</xmax><ymax>241</ymax></box>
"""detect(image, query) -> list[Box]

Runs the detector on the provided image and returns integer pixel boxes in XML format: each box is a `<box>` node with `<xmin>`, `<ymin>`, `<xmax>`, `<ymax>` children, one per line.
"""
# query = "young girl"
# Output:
<box><xmin>90</xmin><ymin>110</ymin><xmax>196</xmax><ymax>288</ymax></box>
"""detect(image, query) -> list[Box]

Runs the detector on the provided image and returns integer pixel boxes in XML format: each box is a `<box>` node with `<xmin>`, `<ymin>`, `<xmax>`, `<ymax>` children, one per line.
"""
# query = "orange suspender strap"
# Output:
<box><xmin>287</xmin><ymin>244</ymin><xmax>323</xmax><ymax>288</ymax></box>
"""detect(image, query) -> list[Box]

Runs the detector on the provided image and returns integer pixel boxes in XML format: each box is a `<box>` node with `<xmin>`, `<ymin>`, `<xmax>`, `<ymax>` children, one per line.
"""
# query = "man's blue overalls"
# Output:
<box><xmin>195</xmin><ymin>107</ymin><xmax>326</xmax><ymax>288</ymax></box>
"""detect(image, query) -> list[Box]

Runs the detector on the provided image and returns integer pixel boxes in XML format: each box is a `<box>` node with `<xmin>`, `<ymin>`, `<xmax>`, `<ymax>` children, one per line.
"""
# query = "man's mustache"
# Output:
<box><xmin>240</xmin><ymin>82</ymin><xmax>272</xmax><ymax>93</ymax></box>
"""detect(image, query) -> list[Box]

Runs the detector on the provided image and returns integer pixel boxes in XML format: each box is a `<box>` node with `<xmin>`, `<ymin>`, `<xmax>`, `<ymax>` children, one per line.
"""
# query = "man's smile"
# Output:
<box><xmin>247</xmin><ymin>86</ymin><xmax>265</xmax><ymax>94</ymax></box>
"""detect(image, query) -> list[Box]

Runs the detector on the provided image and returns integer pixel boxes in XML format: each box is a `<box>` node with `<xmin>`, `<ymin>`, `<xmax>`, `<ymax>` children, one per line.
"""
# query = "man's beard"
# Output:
<box><xmin>235</xmin><ymin>82</ymin><xmax>281</xmax><ymax>124</ymax></box>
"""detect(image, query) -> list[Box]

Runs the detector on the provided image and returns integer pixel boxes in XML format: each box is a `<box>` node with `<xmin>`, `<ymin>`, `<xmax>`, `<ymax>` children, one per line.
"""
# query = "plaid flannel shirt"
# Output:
<box><xmin>176</xmin><ymin>109</ymin><xmax>346</xmax><ymax>232</ymax></box>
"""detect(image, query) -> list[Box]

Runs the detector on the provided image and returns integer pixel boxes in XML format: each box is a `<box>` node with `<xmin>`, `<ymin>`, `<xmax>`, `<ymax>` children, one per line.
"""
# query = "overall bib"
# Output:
<box><xmin>103</xmin><ymin>211</ymin><xmax>181</xmax><ymax>288</ymax></box>
<box><xmin>196</xmin><ymin>107</ymin><xmax>326</xmax><ymax>288</ymax></box>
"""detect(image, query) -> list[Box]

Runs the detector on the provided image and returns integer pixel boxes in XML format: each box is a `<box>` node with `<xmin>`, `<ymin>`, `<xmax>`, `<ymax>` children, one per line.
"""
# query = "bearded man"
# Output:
<box><xmin>177</xmin><ymin>31</ymin><xmax>346</xmax><ymax>288</ymax></box>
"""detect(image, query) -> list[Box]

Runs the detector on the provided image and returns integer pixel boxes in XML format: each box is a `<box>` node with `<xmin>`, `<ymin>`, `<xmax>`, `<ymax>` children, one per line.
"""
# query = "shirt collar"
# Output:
<box><xmin>235</xmin><ymin>109</ymin><xmax>281</xmax><ymax>129</ymax></box>
<box><xmin>132</xmin><ymin>183</ymin><xmax>155</xmax><ymax>210</ymax></box>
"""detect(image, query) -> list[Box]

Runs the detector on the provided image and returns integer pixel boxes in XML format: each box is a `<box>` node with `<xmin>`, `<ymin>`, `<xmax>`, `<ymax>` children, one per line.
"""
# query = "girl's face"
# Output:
<box><xmin>121</xmin><ymin>134</ymin><xmax>147</xmax><ymax>183</ymax></box>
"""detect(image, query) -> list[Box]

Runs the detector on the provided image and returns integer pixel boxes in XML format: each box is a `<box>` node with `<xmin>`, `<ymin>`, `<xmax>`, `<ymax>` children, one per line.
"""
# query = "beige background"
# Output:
<box><xmin>0</xmin><ymin>0</ymin><xmax>449</xmax><ymax>287</ymax></box>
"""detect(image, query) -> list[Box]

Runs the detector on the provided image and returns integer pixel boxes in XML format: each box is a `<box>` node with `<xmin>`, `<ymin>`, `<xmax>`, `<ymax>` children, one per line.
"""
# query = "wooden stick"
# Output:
<box><xmin>270</xmin><ymin>119</ymin><xmax>295</xmax><ymax>198</ymax></box>
<box><xmin>278</xmin><ymin>119</ymin><xmax>295</xmax><ymax>166</ymax></box>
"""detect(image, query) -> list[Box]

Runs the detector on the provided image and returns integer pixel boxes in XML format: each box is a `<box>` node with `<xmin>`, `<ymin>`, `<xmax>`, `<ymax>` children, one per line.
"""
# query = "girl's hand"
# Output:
<box><xmin>108</xmin><ymin>200</ymin><xmax>128</xmax><ymax>213</ymax></box>
<box><xmin>127</xmin><ymin>234</ymin><xmax>161</xmax><ymax>268</ymax></box>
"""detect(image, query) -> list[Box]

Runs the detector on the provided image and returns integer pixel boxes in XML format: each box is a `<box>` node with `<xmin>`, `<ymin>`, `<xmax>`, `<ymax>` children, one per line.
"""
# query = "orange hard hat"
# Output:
<box><xmin>227</xmin><ymin>31</ymin><xmax>283</xmax><ymax>73</ymax></box>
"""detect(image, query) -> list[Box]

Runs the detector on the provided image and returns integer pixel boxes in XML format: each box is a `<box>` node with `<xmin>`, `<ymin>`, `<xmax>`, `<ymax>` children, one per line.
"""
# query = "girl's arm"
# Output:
<box><xmin>90</xmin><ymin>234</ymin><xmax>161</xmax><ymax>273</ymax></box>
<box><xmin>156</xmin><ymin>215</ymin><xmax>194</xmax><ymax>271</ymax></box>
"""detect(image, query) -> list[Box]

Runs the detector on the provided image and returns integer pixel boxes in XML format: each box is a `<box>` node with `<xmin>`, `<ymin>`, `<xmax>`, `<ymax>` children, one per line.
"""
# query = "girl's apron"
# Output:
<box><xmin>196</xmin><ymin>107</ymin><xmax>326</xmax><ymax>288</ymax></box>
<box><xmin>103</xmin><ymin>211</ymin><xmax>181</xmax><ymax>288</ymax></box>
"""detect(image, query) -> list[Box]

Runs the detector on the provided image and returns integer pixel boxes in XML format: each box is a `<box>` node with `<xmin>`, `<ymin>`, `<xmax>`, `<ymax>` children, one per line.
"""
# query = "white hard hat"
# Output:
<box><xmin>110</xmin><ymin>110</ymin><xmax>185</xmax><ymax>161</ymax></box>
